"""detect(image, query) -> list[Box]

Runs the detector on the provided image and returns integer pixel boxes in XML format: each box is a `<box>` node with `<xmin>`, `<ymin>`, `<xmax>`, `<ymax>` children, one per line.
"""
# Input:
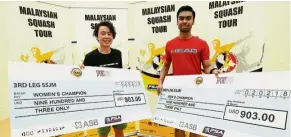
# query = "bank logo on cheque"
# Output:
<box><xmin>195</xmin><ymin>77</ymin><xmax>203</xmax><ymax>85</ymax></box>
<box><xmin>71</xmin><ymin>68</ymin><xmax>82</xmax><ymax>77</ymax></box>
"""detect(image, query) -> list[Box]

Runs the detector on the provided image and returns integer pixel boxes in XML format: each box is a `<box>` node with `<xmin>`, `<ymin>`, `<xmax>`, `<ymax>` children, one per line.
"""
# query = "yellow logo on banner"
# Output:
<box><xmin>20</xmin><ymin>46</ymin><xmax>65</xmax><ymax>64</ymax></box>
<box><xmin>137</xmin><ymin>43</ymin><xmax>166</xmax><ymax>95</ymax></box>
<box><xmin>20</xmin><ymin>54</ymin><xmax>29</xmax><ymax>62</ymax></box>
<box><xmin>144</xmin><ymin>43</ymin><xmax>165</xmax><ymax>65</ymax></box>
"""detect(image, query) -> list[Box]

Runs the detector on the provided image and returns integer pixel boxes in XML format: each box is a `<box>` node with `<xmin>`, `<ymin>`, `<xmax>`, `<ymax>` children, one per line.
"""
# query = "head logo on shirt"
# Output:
<box><xmin>171</xmin><ymin>48</ymin><xmax>197</xmax><ymax>54</ymax></box>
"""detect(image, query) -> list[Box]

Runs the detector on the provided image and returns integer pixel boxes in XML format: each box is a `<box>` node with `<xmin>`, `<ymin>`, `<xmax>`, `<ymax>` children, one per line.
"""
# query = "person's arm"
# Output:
<box><xmin>157</xmin><ymin>43</ymin><xmax>171</xmax><ymax>94</ymax></box>
<box><xmin>202</xmin><ymin>60</ymin><xmax>214</xmax><ymax>74</ymax></box>
<box><xmin>201</xmin><ymin>41</ymin><xmax>219</xmax><ymax>75</ymax></box>
<box><xmin>158</xmin><ymin>59</ymin><xmax>171</xmax><ymax>85</ymax></box>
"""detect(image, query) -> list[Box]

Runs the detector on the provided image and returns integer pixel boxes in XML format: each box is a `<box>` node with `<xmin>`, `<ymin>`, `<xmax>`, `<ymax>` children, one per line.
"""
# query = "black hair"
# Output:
<box><xmin>176</xmin><ymin>5</ymin><xmax>196</xmax><ymax>20</ymax></box>
<box><xmin>93</xmin><ymin>21</ymin><xmax>116</xmax><ymax>39</ymax></box>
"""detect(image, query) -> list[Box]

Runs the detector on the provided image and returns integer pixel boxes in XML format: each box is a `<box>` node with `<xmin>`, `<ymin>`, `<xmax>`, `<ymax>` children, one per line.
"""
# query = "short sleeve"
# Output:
<box><xmin>165</xmin><ymin>42</ymin><xmax>172</xmax><ymax>62</ymax></box>
<box><xmin>118</xmin><ymin>51</ymin><xmax>123</xmax><ymax>68</ymax></box>
<box><xmin>83</xmin><ymin>54</ymin><xmax>90</xmax><ymax>66</ymax></box>
<box><xmin>114</xmin><ymin>49</ymin><xmax>123</xmax><ymax>69</ymax></box>
<box><xmin>201</xmin><ymin>41</ymin><xmax>210</xmax><ymax>61</ymax></box>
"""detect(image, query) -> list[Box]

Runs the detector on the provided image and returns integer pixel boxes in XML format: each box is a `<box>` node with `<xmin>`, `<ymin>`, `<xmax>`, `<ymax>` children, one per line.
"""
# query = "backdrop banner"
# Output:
<box><xmin>7</xmin><ymin>2</ymin><xmax>71</xmax><ymax>65</ymax></box>
<box><xmin>71</xmin><ymin>8</ymin><xmax>129</xmax><ymax>66</ymax></box>
<box><xmin>5</xmin><ymin>1</ymin><xmax>267</xmax><ymax>137</ymax></box>
<box><xmin>200</xmin><ymin>1</ymin><xmax>265</xmax><ymax>73</ymax></box>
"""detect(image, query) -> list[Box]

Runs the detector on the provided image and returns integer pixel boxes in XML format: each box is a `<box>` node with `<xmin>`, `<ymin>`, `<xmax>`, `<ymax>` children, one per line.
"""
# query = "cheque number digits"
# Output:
<box><xmin>125</xmin><ymin>96</ymin><xmax>142</xmax><ymax>103</ymax></box>
<box><xmin>240</xmin><ymin>111</ymin><xmax>275</xmax><ymax>122</ymax></box>
<box><xmin>120</xmin><ymin>81</ymin><xmax>141</xmax><ymax>88</ymax></box>
<box><xmin>243</xmin><ymin>89</ymin><xmax>290</xmax><ymax>99</ymax></box>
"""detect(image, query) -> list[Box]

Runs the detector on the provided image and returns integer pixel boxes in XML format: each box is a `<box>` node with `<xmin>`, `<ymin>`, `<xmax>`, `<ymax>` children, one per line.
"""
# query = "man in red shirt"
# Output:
<box><xmin>157</xmin><ymin>5</ymin><xmax>220</xmax><ymax>137</ymax></box>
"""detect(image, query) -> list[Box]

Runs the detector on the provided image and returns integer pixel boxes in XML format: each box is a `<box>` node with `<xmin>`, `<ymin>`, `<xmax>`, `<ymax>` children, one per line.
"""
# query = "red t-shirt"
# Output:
<box><xmin>165</xmin><ymin>36</ymin><xmax>210</xmax><ymax>75</ymax></box>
